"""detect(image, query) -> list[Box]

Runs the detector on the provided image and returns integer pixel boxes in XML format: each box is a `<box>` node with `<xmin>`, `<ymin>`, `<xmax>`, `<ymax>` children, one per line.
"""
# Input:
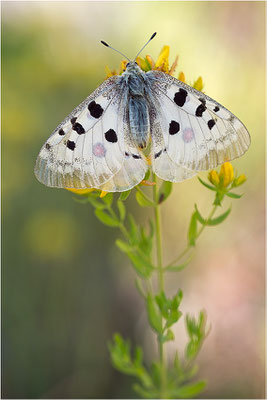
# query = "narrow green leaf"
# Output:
<box><xmin>206</xmin><ymin>207</ymin><xmax>231</xmax><ymax>225</ymax></box>
<box><xmin>194</xmin><ymin>204</ymin><xmax>206</xmax><ymax>224</ymax></box>
<box><xmin>117</xmin><ymin>200</ymin><xmax>126</xmax><ymax>221</ymax></box>
<box><xmin>197</xmin><ymin>177</ymin><xmax>216</xmax><ymax>191</ymax></box>
<box><xmin>158</xmin><ymin>181</ymin><xmax>173</xmax><ymax>204</ymax></box>
<box><xmin>115</xmin><ymin>239</ymin><xmax>133</xmax><ymax>253</ymax></box>
<box><xmin>119</xmin><ymin>190</ymin><xmax>131</xmax><ymax>201</ymax></box>
<box><xmin>226</xmin><ymin>191</ymin><xmax>243</xmax><ymax>199</ymax></box>
<box><xmin>160</xmin><ymin>329</ymin><xmax>175</xmax><ymax>343</ymax></box>
<box><xmin>87</xmin><ymin>197</ymin><xmax>107</xmax><ymax>209</ymax></box>
<box><xmin>169</xmin><ymin>380</ymin><xmax>206</xmax><ymax>398</ymax></box>
<box><xmin>128</xmin><ymin>214</ymin><xmax>139</xmax><ymax>245</ymax></box>
<box><xmin>94</xmin><ymin>209</ymin><xmax>120</xmax><ymax>227</ymax></box>
<box><xmin>136</xmin><ymin>190</ymin><xmax>155</xmax><ymax>207</ymax></box>
<box><xmin>188</xmin><ymin>211</ymin><xmax>198</xmax><ymax>246</ymax></box>
<box><xmin>128</xmin><ymin>252</ymin><xmax>154</xmax><ymax>278</ymax></box>
<box><xmin>146</xmin><ymin>293</ymin><xmax>162</xmax><ymax>334</ymax></box>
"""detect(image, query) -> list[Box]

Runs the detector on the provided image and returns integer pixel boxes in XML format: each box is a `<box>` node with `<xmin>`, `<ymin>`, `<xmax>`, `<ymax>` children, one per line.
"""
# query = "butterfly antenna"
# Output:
<box><xmin>100</xmin><ymin>40</ymin><xmax>130</xmax><ymax>62</ymax></box>
<box><xmin>134</xmin><ymin>32</ymin><xmax>157</xmax><ymax>62</ymax></box>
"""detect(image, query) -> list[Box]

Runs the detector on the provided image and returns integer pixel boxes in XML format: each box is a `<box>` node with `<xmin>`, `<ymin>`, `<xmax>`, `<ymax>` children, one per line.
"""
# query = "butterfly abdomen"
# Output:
<box><xmin>128</xmin><ymin>96</ymin><xmax>149</xmax><ymax>148</ymax></box>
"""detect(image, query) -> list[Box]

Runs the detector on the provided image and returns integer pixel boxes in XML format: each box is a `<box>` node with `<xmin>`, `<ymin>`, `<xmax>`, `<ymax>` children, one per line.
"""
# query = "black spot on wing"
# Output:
<box><xmin>45</xmin><ymin>143</ymin><xmax>51</xmax><ymax>150</ymax></box>
<box><xmin>72</xmin><ymin>122</ymin><xmax>85</xmax><ymax>135</ymax></box>
<box><xmin>71</xmin><ymin>117</ymin><xmax>77</xmax><ymax>124</ymax></box>
<box><xmin>169</xmin><ymin>120</ymin><xmax>180</xmax><ymax>135</ymax></box>
<box><xmin>195</xmin><ymin>103</ymin><xmax>207</xmax><ymax>117</ymax></box>
<box><xmin>174</xmin><ymin>88</ymin><xmax>187</xmax><ymax>107</ymax></box>
<box><xmin>154</xmin><ymin>150</ymin><xmax>162</xmax><ymax>159</ymax></box>
<box><xmin>199</xmin><ymin>97</ymin><xmax>206</xmax><ymax>106</ymax></box>
<box><xmin>207</xmin><ymin>119</ymin><xmax>216</xmax><ymax>130</ymax></box>
<box><xmin>214</xmin><ymin>106</ymin><xmax>220</xmax><ymax>112</ymax></box>
<box><xmin>58</xmin><ymin>128</ymin><xmax>65</xmax><ymax>136</ymax></box>
<box><xmin>88</xmin><ymin>101</ymin><xmax>103</xmax><ymax>118</ymax></box>
<box><xmin>67</xmin><ymin>140</ymin><xmax>75</xmax><ymax>150</ymax></box>
<box><xmin>105</xmin><ymin>129</ymin><xmax>117</xmax><ymax>143</ymax></box>
<box><xmin>132</xmin><ymin>154</ymin><xmax>141</xmax><ymax>159</ymax></box>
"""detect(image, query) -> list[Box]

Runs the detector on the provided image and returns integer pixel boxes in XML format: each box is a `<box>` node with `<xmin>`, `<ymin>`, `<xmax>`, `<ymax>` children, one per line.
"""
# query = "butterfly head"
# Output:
<box><xmin>125</xmin><ymin>61</ymin><xmax>142</xmax><ymax>74</ymax></box>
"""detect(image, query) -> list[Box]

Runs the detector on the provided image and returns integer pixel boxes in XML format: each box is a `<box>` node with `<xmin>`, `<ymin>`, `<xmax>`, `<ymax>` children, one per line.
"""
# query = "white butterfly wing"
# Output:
<box><xmin>35</xmin><ymin>76</ymin><xmax>148</xmax><ymax>191</ymax></box>
<box><xmin>146</xmin><ymin>71</ymin><xmax>250</xmax><ymax>179</ymax></box>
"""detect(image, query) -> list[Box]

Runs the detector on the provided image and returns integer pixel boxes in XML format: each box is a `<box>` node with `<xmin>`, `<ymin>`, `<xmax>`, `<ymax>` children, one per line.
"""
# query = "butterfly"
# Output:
<box><xmin>34</xmin><ymin>33</ymin><xmax>250</xmax><ymax>192</ymax></box>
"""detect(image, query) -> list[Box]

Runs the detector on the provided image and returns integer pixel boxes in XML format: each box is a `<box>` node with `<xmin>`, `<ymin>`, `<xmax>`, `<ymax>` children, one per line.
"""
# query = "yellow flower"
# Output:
<box><xmin>234</xmin><ymin>174</ymin><xmax>247</xmax><ymax>187</ymax></box>
<box><xmin>208</xmin><ymin>170</ymin><xmax>220</xmax><ymax>186</ymax></box>
<box><xmin>155</xmin><ymin>45</ymin><xmax>169</xmax><ymax>72</ymax></box>
<box><xmin>219</xmin><ymin>162</ymin><xmax>234</xmax><ymax>187</ymax></box>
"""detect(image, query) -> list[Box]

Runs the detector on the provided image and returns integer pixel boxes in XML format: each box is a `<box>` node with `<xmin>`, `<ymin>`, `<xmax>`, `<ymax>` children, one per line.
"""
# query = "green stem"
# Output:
<box><xmin>152</xmin><ymin>174</ymin><xmax>166</xmax><ymax>398</ymax></box>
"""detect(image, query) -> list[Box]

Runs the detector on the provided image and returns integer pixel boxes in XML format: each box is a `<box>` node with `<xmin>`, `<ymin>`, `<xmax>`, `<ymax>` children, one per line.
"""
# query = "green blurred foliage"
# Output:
<box><xmin>2</xmin><ymin>2</ymin><xmax>265</xmax><ymax>399</ymax></box>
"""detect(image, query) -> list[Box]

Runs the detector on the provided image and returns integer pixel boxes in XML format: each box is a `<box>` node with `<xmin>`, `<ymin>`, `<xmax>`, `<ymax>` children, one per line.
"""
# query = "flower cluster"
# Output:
<box><xmin>198</xmin><ymin>161</ymin><xmax>247</xmax><ymax>206</ymax></box>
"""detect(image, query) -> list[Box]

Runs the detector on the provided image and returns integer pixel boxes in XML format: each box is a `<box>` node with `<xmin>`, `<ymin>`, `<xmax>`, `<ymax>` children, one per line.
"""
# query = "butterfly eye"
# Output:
<box><xmin>126</xmin><ymin>62</ymin><xmax>129</xmax><ymax>68</ymax></box>
<box><xmin>134</xmin><ymin>62</ymin><xmax>138</xmax><ymax>65</ymax></box>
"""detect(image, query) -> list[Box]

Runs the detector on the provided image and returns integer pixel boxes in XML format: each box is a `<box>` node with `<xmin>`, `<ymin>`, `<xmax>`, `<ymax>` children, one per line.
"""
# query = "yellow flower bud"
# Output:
<box><xmin>208</xmin><ymin>170</ymin><xmax>220</xmax><ymax>186</ymax></box>
<box><xmin>219</xmin><ymin>162</ymin><xmax>234</xmax><ymax>187</ymax></box>
<box><xmin>66</xmin><ymin>188</ymin><xmax>95</xmax><ymax>195</ymax></box>
<box><xmin>193</xmin><ymin>77</ymin><xmax>203</xmax><ymax>91</ymax></box>
<box><xmin>178</xmin><ymin>72</ymin><xmax>185</xmax><ymax>82</ymax></box>
<box><xmin>234</xmin><ymin>174</ymin><xmax>247</xmax><ymax>187</ymax></box>
<box><xmin>155</xmin><ymin>45</ymin><xmax>169</xmax><ymax>72</ymax></box>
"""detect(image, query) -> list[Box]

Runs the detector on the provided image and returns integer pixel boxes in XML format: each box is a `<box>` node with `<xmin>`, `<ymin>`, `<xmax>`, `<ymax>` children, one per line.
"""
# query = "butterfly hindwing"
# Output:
<box><xmin>146</xmin><ymin>71</ymin><xmax>250</xmax><ymax>176</ymax></box>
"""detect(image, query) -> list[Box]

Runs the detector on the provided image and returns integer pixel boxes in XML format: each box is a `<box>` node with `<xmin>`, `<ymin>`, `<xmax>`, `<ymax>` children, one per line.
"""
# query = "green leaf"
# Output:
<box><xmin>226</xmin><ymin>191</ymin><xmax>243</xmax><ymax>199</ymax></box>
<box><xmin>188</xmin><ymin>211</ymin><xmax>198</xmax><ymax>246</ymax></box>
<box><xmin>160</xmin><ymin>329</ymin><xmax>175</xmax><ymax>343</ymax></box>
<box><xmin>115</xmin><ymin>239</ymin><xmax>133</xmax><ymax>253</ymax></box>
<box><xmin>101</xmin><ymin>193</ymin><xmax>113</xmax><ymax>206</ymax></box>
<box><xmin>136</xmin><ymin>190</ymin><xmax>155</xmax><ymax>207</ymax></box>
<box><xmin>146</xmin><ymin>293</ymin><xmax>162</xmax><ymax>334</ymax></box>
<box><xmin>117</xmin><ymin>200</ymin><xmax>126</xmax><ymax>221</ymax></box>
<box><xmin>197</xmin><ymin>177</ymin><xmax>216</xmax><ymax>191</ymax></box>
<box><xmin>128</xmin><ymin>214</ymin><xmax>139</xmax><ymax>245</ymax></box>
<box><xmin>169</xmin><ymin>380</ymin><xmax>206</xmax><ymax>398</ymax></box>
<box><xmin>194</xmin><ymin>204</ymin><xmax>206</xmax><ymax>224</ymax></box>
<box><xmin>206</xmin><ymin>207</ymin><xmax>231</xmax><ymax>225</ymax></box>
<box><xmin>87</xmin><ymin>197</ymin><xmax>107</xmax><ymax>209</ymax></box>
<box><xmin>94</xmin><ymin>209</ymin><xmax>120</xmax><ymax>227</ymax></box>
<box><xmin>109</xmin><ymin>333</ymin><xmax>153</xmax><ymax>390</ymax></box>
<box><xmin>158</xmin><ymin>181</ymin><xmax>173</xmax><ymax>204</ymax></box>
<box><xmin>127</xmin><ymin>252</ymin><xmax>154</xmax><ymax>279</ymax></box>
<box><xmin>119</xmin><ymin>190</ymin><xmax>131</xmax><ymax>201</ymax></box>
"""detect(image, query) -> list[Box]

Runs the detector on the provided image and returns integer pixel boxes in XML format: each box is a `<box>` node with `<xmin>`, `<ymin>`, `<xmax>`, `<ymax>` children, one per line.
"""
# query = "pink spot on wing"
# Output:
<box><xmin>182</xmin><ymin>128</ymin><xmax>194</xmax><ymax>143</ymax></box>
<box><xmin>93</xmin><ymin>142</ymin><xmax>106</xmax><ymax>158</ymax></box>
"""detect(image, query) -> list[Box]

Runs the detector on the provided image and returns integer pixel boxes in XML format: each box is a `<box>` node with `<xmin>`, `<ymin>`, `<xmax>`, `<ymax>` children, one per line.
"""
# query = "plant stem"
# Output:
<box><xmin>152</xmin><ymin>174</ymin><xmax>166</xmax><ymax>398</ymax></box>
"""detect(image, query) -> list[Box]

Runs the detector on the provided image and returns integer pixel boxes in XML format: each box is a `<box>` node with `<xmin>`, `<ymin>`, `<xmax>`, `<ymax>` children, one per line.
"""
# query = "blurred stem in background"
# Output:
<box><xmin>70</xmin><ymin>161</ymin><xmax>247</xmax><ymax>399</ymax></box>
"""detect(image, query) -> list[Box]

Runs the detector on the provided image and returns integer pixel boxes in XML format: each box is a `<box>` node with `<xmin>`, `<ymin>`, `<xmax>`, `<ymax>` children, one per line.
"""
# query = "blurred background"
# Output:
<box><xmin>2</xmin><ymin>1</ymin><xmax>265</xmax><ymax>399</ymax></box>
